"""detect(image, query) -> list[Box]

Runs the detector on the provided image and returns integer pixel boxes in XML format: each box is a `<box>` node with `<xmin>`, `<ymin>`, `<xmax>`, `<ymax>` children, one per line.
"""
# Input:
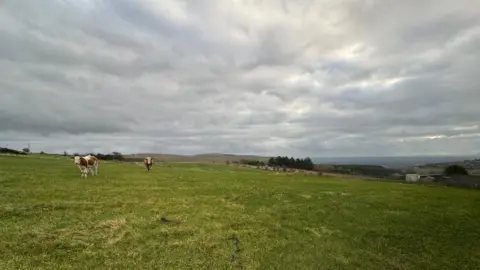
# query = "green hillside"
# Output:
<box><xmin>1</xmin><ymin>155</ymin><xmax>479</xmax><ymax>269</ymax></box>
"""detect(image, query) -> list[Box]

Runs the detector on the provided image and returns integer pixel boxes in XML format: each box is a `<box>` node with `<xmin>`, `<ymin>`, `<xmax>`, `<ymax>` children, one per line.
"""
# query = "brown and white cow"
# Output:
<box><xmin>144</xmin><ymin>157</ymin><xmax>153</xmax><ymax>172</ymax></box>
<box><xmin>74</xmin><ymin>155</ymin><xmax>99</xmax><ymax>178</ymax></box>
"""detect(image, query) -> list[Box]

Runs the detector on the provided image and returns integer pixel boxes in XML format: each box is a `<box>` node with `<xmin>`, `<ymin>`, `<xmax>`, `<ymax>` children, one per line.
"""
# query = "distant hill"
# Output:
<box><xmin>312</xmin><ymin>155</ymin><xmax>479</xmax><ymax>169</ymax></box>
<box><xmin>124</xmin><ymin>153</ymin><xmax>479</xmax><ymax>169</ymax></box>
<box><xmin>123</xmin><ymin>153</ymin><xmax>271</xmax><ymax>163</ymax></box>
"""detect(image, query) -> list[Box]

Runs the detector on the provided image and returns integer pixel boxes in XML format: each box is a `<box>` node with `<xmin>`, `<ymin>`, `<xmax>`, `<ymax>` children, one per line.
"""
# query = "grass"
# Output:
<box><xmin>1</xmin><ymin>155</ymin><xmax>480</xmax><ymax>269</ymax></box>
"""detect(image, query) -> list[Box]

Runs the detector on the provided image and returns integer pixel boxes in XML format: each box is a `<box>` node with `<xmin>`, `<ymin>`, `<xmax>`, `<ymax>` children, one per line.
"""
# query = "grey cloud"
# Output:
<box><xmin>0</xmin><ymin>113</ymin><xmax>128</xmax><ymax>136</ymax></box>
<box><xmin>1</xmin><ymin>0</ymin><xmax>480</xmax><ymax>157</ymax></box>
<box><xmin>400</xmin><ymin>14</ymin><xmax>478</xmax><ymax>45</ymax></box>
<box><xmin>0</xmin><ymin>84</ymin><xmax>135</xmax><ymax>135</ymax></box>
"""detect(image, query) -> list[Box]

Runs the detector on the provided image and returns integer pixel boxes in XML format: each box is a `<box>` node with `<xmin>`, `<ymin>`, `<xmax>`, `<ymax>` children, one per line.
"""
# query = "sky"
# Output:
<box><xmin>1</xmin><ymin>0</ymin><xmax>480</xmax><ymax>157</ymax></box>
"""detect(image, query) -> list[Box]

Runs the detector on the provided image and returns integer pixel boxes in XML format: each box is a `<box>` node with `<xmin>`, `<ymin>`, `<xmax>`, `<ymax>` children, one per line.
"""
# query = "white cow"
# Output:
<box><xmin>74</xmin><ymin>155</ymin><xmax>99</xmax><ymax>178</ymax></box>
<box><xmin>144</xmin><ymin>157</ymin><xmax>153</xmax><ymax>172</ymax></box>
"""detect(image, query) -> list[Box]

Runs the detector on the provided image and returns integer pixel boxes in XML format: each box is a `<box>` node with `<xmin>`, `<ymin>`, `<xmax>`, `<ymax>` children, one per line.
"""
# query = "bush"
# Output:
<box><xmin>444</xmin><ymin>165</ymin><xmax>469</xmax><ymax>176</ymax></box>
<box><xmin>239</xmin><ymin>159</ymin><xmax>265</xmax><ymax>167</ymax></box>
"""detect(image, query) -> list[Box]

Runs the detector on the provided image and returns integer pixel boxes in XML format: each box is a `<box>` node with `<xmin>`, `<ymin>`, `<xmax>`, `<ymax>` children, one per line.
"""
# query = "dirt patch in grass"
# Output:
<box><xmin>97</xmin><ymin>219</ymin><xmax>127</xmax><ymax>230</ymax></box>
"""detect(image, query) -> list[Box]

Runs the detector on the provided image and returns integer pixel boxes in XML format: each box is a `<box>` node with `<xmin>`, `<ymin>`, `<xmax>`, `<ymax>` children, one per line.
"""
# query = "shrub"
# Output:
<box><xmin>444</xmin><ymin>165</ymin><xmax>469</xmax><ymax>176</ymax></box>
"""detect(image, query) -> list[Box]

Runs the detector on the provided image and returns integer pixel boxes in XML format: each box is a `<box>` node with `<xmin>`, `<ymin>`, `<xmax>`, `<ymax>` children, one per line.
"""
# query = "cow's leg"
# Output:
<box><xmin>78</xmin><ymin>165</ymin><xmax>85</xmax><ymax>178</ymax></box>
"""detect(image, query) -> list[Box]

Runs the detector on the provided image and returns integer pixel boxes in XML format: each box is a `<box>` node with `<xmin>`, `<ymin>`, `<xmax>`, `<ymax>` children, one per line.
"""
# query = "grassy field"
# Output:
<box><xmin>123</xmin><ymin>153</ymin><xmax>271</xmax><ymax>163</ymax></box>
<box><xmin>1</xmin><ymin>155</ymin><xmax>480</xmax><ymax>269</ymax></box>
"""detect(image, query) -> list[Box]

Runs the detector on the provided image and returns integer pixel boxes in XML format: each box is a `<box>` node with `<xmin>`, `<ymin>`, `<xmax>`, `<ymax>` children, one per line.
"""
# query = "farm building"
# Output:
<box><xmin>405</xmin><ymin>174</ymin><xmax>420</xmax><ymax>182</ymax></box>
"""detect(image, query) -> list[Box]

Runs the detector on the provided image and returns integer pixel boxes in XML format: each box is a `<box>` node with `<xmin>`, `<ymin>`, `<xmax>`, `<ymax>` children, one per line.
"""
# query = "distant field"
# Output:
<box><xmin>124</xmin><ymin>153</ymin><xmax>271</xmax><ymax>163</ymax></box>
<box><xmin>415</xmin><ymin>167</ymin><xmax>480</xmax><ymax>175</ymax></box>
<box><xmin>1</xmin><ymin>156</ymin><xmax>480</xmax><ymax>269</ymax></box>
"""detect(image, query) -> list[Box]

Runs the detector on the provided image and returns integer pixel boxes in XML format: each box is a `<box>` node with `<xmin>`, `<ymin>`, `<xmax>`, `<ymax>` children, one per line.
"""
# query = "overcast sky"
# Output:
<box><xmin>1</xmin><ymin>0</ymin><xmax>480</xmax><ymax>157</ymax></box>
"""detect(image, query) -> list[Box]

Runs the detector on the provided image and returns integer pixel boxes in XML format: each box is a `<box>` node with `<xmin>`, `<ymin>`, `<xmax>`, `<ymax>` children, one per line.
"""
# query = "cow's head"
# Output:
<box><xmin>74</xmin><ymin>156</ymin><xmax>81</xmax><ymax>165</ymax></box>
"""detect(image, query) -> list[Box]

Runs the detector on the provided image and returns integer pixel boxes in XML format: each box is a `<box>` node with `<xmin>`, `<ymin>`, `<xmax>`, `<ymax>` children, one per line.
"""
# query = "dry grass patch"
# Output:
<box><xmin>97</xmin><ymin>219</ymin><xmax>127</xmax><ymax>230</ymax></box>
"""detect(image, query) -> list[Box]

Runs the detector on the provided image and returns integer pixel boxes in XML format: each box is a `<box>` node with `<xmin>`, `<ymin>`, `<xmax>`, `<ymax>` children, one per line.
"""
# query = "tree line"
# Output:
<box><xmin>228</xmin><ymin>156</ymin><xmax>315</xmax><ymax>170</ymax></box>
<box><xmin>72</xmin><ymin>151</ymin><xmax>125</xmax><ymax>161</ymax></box>
<box><xmin>0</xmin><ymin>147</ymin><xmax>126</xmax><ymax>162</ymax></box>
<box><xmin>239</xmin><ymin>159</ymin><xmax>266</xmax><ymax>166</ymax></box>
<box><xmin>0</xmin><ymin>147</ymin><xmax>28</xmax><ymax>155</ymax></box>
<box><xmin>268</xmin><ymin>156</ymin><xmax>314</xmax><ymax>170</ymax></box>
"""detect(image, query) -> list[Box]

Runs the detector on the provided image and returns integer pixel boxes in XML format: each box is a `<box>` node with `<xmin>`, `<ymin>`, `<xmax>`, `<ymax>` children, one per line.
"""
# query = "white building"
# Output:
<box><xmin>405</xmin><ymin>174</ymin><xmax>421</xmax><ymax>182</ymax></box>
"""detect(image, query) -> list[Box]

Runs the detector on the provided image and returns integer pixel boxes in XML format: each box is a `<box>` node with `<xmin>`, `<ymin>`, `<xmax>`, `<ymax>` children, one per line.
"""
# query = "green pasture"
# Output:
<box><xmin>0</xmin><ymin>155</ymin><xmax>479</xmax><ymax>269</ymax></box>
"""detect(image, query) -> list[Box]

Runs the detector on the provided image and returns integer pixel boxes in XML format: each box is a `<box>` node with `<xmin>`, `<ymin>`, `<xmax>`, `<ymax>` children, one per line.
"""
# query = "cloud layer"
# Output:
<box><xmin>1</xmin><ymin>0</ymin><xmax>480</xmax><ymax>157</ymax></box>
